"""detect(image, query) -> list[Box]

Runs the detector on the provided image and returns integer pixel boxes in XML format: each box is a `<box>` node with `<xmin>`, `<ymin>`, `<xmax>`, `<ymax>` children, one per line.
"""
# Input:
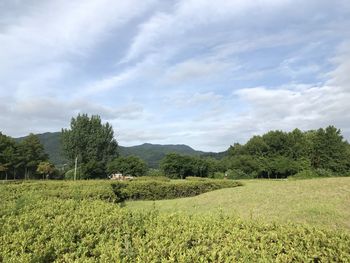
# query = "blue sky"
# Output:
<box><xmin>1</xmin><ymin>0</ymin><xmax>350</xmax><ymax>151</ymax></box>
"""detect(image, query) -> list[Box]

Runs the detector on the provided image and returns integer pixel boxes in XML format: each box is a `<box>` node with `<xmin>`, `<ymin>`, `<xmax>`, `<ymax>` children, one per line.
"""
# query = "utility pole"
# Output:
<box><xmin>74</xmin><ymin>156</ymin><xmax>78</xmax><ymax>181</ymax></box>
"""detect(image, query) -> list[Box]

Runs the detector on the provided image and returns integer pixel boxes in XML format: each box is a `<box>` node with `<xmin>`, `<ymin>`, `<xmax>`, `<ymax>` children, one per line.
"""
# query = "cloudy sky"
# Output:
<box><xmin>1</xmin><ymin>0</ymin><xmax>350</xmax><ymax>151</ymax></box>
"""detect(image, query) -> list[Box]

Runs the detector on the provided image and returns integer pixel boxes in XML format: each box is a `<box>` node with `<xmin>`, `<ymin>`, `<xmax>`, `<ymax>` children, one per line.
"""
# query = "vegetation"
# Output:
<box><xmin>15</xmin><ymin>132</ymin><xmax>68</xmax><ymax>166</ymax></box>
<box><xmin>36</xmin><ymin>161</ymin><xmax>55</xmax><ymax>179</ymax></box>
<box><xmin>127</xmin><ymin>177</ymin><xmax>350</xmax><ymax>231</ymax></box>
<box><xmin>0</xmin><ymin>132</ymin><xmax>49</xmax><ymax>180</ymax></box>
<box><xmin>160</xmin><ymin>153</ymin><xmax>222</xmax><ymax>179</ymax></box>
<box><xmin>107</xmin><ymin>156</ymin><xmax>148</xmax><ymax>177</ymax></box>
<box><xmin>112</xmin><ymin>179</ymin><xmax>242</xmax><ymax>202</ymax></box>
<box><xmin>61</xmin><ymin>114</ymin><xmax>118</xmax><ymax>179</ymax></box>
<box><xmin>119</xmin><ymin>143</ymin><xmax>207</xmax><ymax>168</ymax></box>
<box><xmin>16</xmin><ymin>132</ymin><xmax>217</xmax><ymax>168</ymax></box>
<box><xmin>222</xmin><ymin>126</ymin><xmax>350</xmax><ymax>179</ymax></box>
<box><xmin>1</xmin><ymin>179</ymin><xmax>349</xmax><ymax>262</ymax></box>
<box><xmin>157</xmin><ymin>126</ymin><xmax>350</xmax><ymax>180</ymax></box>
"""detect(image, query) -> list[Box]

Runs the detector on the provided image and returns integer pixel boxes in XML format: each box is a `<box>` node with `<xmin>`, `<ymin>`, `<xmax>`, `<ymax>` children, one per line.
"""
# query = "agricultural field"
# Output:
<box><xmin>1</xmin><ymin>178</ymin><xmax>350</xmax><ymax>262</ymax></box>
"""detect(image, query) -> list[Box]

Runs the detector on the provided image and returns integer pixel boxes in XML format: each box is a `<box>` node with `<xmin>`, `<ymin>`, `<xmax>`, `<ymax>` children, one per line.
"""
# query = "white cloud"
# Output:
<box><xmin>0</xmin><ymin>97</ymin><xmax>144</xmax><ymax>136</ymax></box>
<box><xmin>165</xmin><ymin>91</ymin><xmax>223</xmax><ymax>108</ymax></box>
<box><xmin>163</xmin><ymin>58</ymin><xmax>233</xmax><ymax>84</ymax></box>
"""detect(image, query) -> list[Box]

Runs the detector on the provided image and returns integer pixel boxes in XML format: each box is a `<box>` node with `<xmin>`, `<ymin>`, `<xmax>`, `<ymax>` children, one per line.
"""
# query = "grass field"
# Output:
<box><xmin>125</xmin><ymin>177</ymin><xmax>350</xmax><ymax>231</ymax></box>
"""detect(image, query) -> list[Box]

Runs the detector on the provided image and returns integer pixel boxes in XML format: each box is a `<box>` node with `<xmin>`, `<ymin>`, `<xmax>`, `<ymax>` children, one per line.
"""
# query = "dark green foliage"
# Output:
<box><xmin>160</xmin><ymin>153</ymin><xmax>221</xmax><ymax>179</ymax></box>
<box><xmin>61</xmin><ymin>114</ymin><xmax>118</xmax><ymax>178</ymax></box>
<box><xmin>111</xmin><ymin>180</ymin><xmax>242</xmax><ymax>202</ymax></box>
<box><xmin>1</xmin><ymin>133</ymin><xmax>49</xmax><ymax>180</ymax></box>
<box><xmin>0</xmin><ymin>132</ymin><xmax>17</xmax><ymax>180</ymax></box>
<box><xmin>18</xmin><ymin>134</ymin><xmax>49</xmax><ymax>179</ymax></box>
<box><xmin>310</xmin><ymin>126</ymin><xmax>349</xmax><ymax>173</ymax></box>
<box><xmin>224</xmin><ymin>126</ymin><xmax>350</xmax><ymax>179</ymax></box>
<box><xmin>107</xmin><ymin>156</ymin><xmax>148</xmax><ymax>177</ymax></box>
<box><xmin>15</xmin><ymin>132</ymin><xmax>67</xmax><ymax>166</ymax></box>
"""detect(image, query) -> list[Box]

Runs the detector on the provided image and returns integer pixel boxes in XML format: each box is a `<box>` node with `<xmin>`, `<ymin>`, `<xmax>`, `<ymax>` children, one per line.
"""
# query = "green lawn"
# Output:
<box><xmin>125</xmin><ymin>177</ymin><xmax>350</xmax><ymax>231</ymax></box>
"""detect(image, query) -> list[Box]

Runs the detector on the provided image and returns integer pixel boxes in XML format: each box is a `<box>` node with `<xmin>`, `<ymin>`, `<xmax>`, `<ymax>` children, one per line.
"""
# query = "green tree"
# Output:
<box><xmin>107</xmin><ymin>156</ymin><xmax>148</xmax><ymax>177</ymax></box>
<box><xmin>36</xmin><ymin>161</ymin><xmax>55</xmax><ymax>179</ymax></box>
<box><xmin>61</xmin><ymin>114</ymin><xmax>118</xmax><ymax>178</ymax></box>
<box><xmin>160</xmin><ymin>153</ymin><xmax>214</xmax><ymax>179</ymax></box>
<box><xmin>17</xmin><ymin>133</ymin><xmax>48</xmax><ymax>179</ymax></box>
<box><xmin>311</xmin><ymin>126</ymin><xmax>349</xmax><ymax>173</ymax></box>
<box><xmin>0</xmin><ymin>132</ymin><xmax>17</xmax><ymax>180</ymax></box>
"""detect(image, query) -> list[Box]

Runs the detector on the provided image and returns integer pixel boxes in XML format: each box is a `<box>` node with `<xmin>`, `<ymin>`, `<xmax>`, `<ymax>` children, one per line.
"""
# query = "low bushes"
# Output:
<box><xmin>1</xmin><ymin>198</ymin><xmax>349</xmax><ymax>262</ymax></box>
<box><xmin>0</xmin><ymin>181</ymin><xmax>116</xmax><ymax>202</ymax></box>
<box><xmin>291</xmin><ymin>169</ymin><xmax>336</xmax><ymax>179</ymax></box>
<box><xmin>112</xmin><ymin>180</ymin><xmax>242</xmax><ymax>202</ymax></box>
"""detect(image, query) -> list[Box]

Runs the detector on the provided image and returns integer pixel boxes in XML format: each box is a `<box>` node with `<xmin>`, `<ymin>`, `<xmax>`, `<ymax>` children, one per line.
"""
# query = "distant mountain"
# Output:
<box><xmin>15</xmin><ymin>132</ymin><xmax>227</xmax><ymax>168</ymax></box>
<box><xmin>119</xmin><ymin>143</ymin><xmax>205</xmax><ymax>168</ymax></box>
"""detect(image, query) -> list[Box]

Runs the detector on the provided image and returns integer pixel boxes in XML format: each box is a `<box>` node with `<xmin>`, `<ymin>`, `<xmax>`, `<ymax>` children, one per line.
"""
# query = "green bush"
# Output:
<box><xmin>291</xmin><ymin>169</ymin><xmax>335</xmax><ymax>179</ymax></box>
<box><xmin>146</xmin><ymin>168</ymin><xmax>166</xmax><ymax>177</ymax></box>
<box><xmin>185</xmin><ymin>176</ymin><xmax>210</xmax><ymax>181</ymax></box>
<box><xmin>0</xmin><ymin>181</ymin><xmax>116</xmax><ymax>202</ymax></box>
<box><xmin>134</xmin><ymin>175</ymin><xmax>170</xmax><ymax>182</ymax></box>
<box><xmin>1</xmin><ymin>197</ymin><xmax>349</xmax><ymax>262</ymax></box>
<box><xmin>112</xmin><ymin>180</ymin><xmax>242</xmax><ymax>202</ymax></box>
<box><xmin>211</xmin><ymin>172</ymin><xmax>225</xmax><ymax>179</ymax></box>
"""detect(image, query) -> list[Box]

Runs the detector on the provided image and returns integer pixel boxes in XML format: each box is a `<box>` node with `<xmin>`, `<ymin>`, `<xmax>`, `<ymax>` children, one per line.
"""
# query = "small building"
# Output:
<box><xmin>109</xmin><ymin>173</ymin><xmax>133</xmax><ymax>181</ymax></box>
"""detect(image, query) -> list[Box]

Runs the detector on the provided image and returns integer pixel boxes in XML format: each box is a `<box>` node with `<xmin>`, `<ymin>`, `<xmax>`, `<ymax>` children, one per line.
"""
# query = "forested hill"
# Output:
<box><xmin>120</xmin><ymin>143</ymin><xmax>208</xmax><ymax>168</ymax></box>
<box><xmin>15</xmin><ymin>132</ymin><xmax>223</xmax><ymax>168</ymax></box>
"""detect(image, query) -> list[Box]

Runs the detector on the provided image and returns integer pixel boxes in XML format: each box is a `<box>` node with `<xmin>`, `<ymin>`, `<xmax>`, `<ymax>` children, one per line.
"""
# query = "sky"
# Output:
<box><xmin>1</xmin><ymin>0</ymin><xmax>350</xmax><ymax>152</ymax></box>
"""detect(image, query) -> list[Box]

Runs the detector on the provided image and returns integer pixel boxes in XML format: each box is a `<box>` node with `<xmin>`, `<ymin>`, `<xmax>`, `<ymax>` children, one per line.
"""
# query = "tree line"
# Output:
<box><xmin>161</xmin><ymin>126</ymin><xmax>350</xmax><ymax>179</ymax></box>
<box><xmin>1</xmin><ymin>113</ymin><xmax>350</xmax><ymax>180</ymax></box>
<box><xmin>0</xmin><ymin>133</ymin><xmax>53</xmax><ymax>180</ymax></box>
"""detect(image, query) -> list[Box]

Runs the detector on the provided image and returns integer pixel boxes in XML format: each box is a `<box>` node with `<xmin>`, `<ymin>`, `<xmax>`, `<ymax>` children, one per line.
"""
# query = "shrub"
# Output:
<box><xmin>185</xmin><ymin>176</ymin><xmax>210</xmax><ymax>181</ymax></box>
<box><xmin>211</xmin><ymin>172</ymin><xmax>225</xmax><ymax>179</ymax></box>
<box><xmin>291</xmin><ymin>169</ymin><xmax>334</xmax><ymax>179</ymax></box>
<box><xmin>134</xmin><ymin>176</ymin><xmax>170</xmax><ymax>182</ymax></box>
<box><xmin>146</xmin><ymin>168</ymin><xmax>165</xmax><ymax>177</ymax></box>
<box><xmin>111</xmin><ymin>180</ymin><xmax>242</xmax><ymax>202</ymax></box>
<box><xmin>1</xmin><ymin>197</ymin><xmax>349</xmax><ymax>262</ymax></box>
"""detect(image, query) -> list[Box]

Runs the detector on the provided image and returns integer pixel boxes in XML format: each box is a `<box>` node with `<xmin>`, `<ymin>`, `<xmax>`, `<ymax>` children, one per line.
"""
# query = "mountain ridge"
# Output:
<box><xmin>14</xmin><ymin>132</ymin><xmax>226</xmax><ymax>168</ymax></box>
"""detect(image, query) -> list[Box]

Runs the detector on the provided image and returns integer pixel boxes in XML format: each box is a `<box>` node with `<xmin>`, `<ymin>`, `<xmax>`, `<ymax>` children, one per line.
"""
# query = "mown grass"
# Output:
<box><xmin>125</xmin><ymin>177</ymin><xmax>350</xmax><ymax>231</ymax></box>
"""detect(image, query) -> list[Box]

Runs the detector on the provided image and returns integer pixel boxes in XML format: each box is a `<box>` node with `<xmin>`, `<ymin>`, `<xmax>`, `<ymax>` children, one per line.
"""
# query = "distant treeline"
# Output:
<box><xmin>1</xmin><ymin>114</ymin><xmax>349</xmax><ymax>180</ymax></box>
<box><xmin>161</xmin><ymin>126</ymin><xmax>350</xmax><ymax>179</ymax></box>
<box><xmin>0</xmin><ymin>133</ymin><xmax>51</xmax><ymax>180</ymax></box>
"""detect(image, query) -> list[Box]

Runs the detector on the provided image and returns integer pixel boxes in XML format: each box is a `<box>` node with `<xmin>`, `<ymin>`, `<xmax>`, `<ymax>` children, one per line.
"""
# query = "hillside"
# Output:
<box><xmin>119</xmin><ymin>143</ymin><xmax>205</xmax><ymax>168</ymax></box>
<box><xmin>15</xmin><ymin>132</ymin><xmax>225</xmax><ymax>167</ymax></box>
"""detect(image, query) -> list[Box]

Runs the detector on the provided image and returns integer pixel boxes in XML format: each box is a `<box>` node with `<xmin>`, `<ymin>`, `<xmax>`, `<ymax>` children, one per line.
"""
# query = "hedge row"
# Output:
<box><xmin>0</xmin><ymin>181</ymin><xmax>116</xmax><ymax>203</ymax></box>
<box><xmin>111</xmin><ymin>180</ymin><xmax>242</xmax><ymax>202</ymax></box>
<box><xmin>1</xmin><ymin>197</ymin><xmax>349</xmax><ymax>262</ymax></box>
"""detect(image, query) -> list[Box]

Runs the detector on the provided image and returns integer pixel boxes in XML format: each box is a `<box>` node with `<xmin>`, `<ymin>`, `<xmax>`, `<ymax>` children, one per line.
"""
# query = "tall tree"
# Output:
<box><xmin>61</xmin><ymin>114</ymin><xmax>118</xmax><ymax>178</ymax></box>
<box><xmin>17</xmin><ymin>133</ymin><xmax>48</xmax><ymax>179</ymax></box>
<box><xmin>0</xmin><ymin>133</ymin><xmax>19</xmax><ymax>179</ymax></box>
<box><xmin>311</xmin><ymin>126</ymin><xmax>349</xmax><ymax>173</ymax></box>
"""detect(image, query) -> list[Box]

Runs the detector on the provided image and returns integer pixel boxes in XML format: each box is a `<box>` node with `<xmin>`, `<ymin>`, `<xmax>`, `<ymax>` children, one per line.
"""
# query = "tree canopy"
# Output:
<box><xmin>107</xmin><ymin>156</ymin><xmax>148</xmax><ymax>177</ymax></box>
<box><xmin>0</xmin><ymin>132</ymin><xmax>49</xmax><ymax>180</ymax></box>
<box><xmin>61</xmin><ymin>114</ymin><xmax>118</xmax><ymax>179</ymax></box>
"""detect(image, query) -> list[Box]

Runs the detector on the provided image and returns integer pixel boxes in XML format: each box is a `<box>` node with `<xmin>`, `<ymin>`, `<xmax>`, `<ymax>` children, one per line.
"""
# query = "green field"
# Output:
<box><xmin>126</xmin><ymin>177</ymin><xmax>350</xmax><ymax>231</ymax></box>
<box><xmin>1</xmin><ymin>178</ymin><xmax>350</xmax><ymax>262</ymax></box>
